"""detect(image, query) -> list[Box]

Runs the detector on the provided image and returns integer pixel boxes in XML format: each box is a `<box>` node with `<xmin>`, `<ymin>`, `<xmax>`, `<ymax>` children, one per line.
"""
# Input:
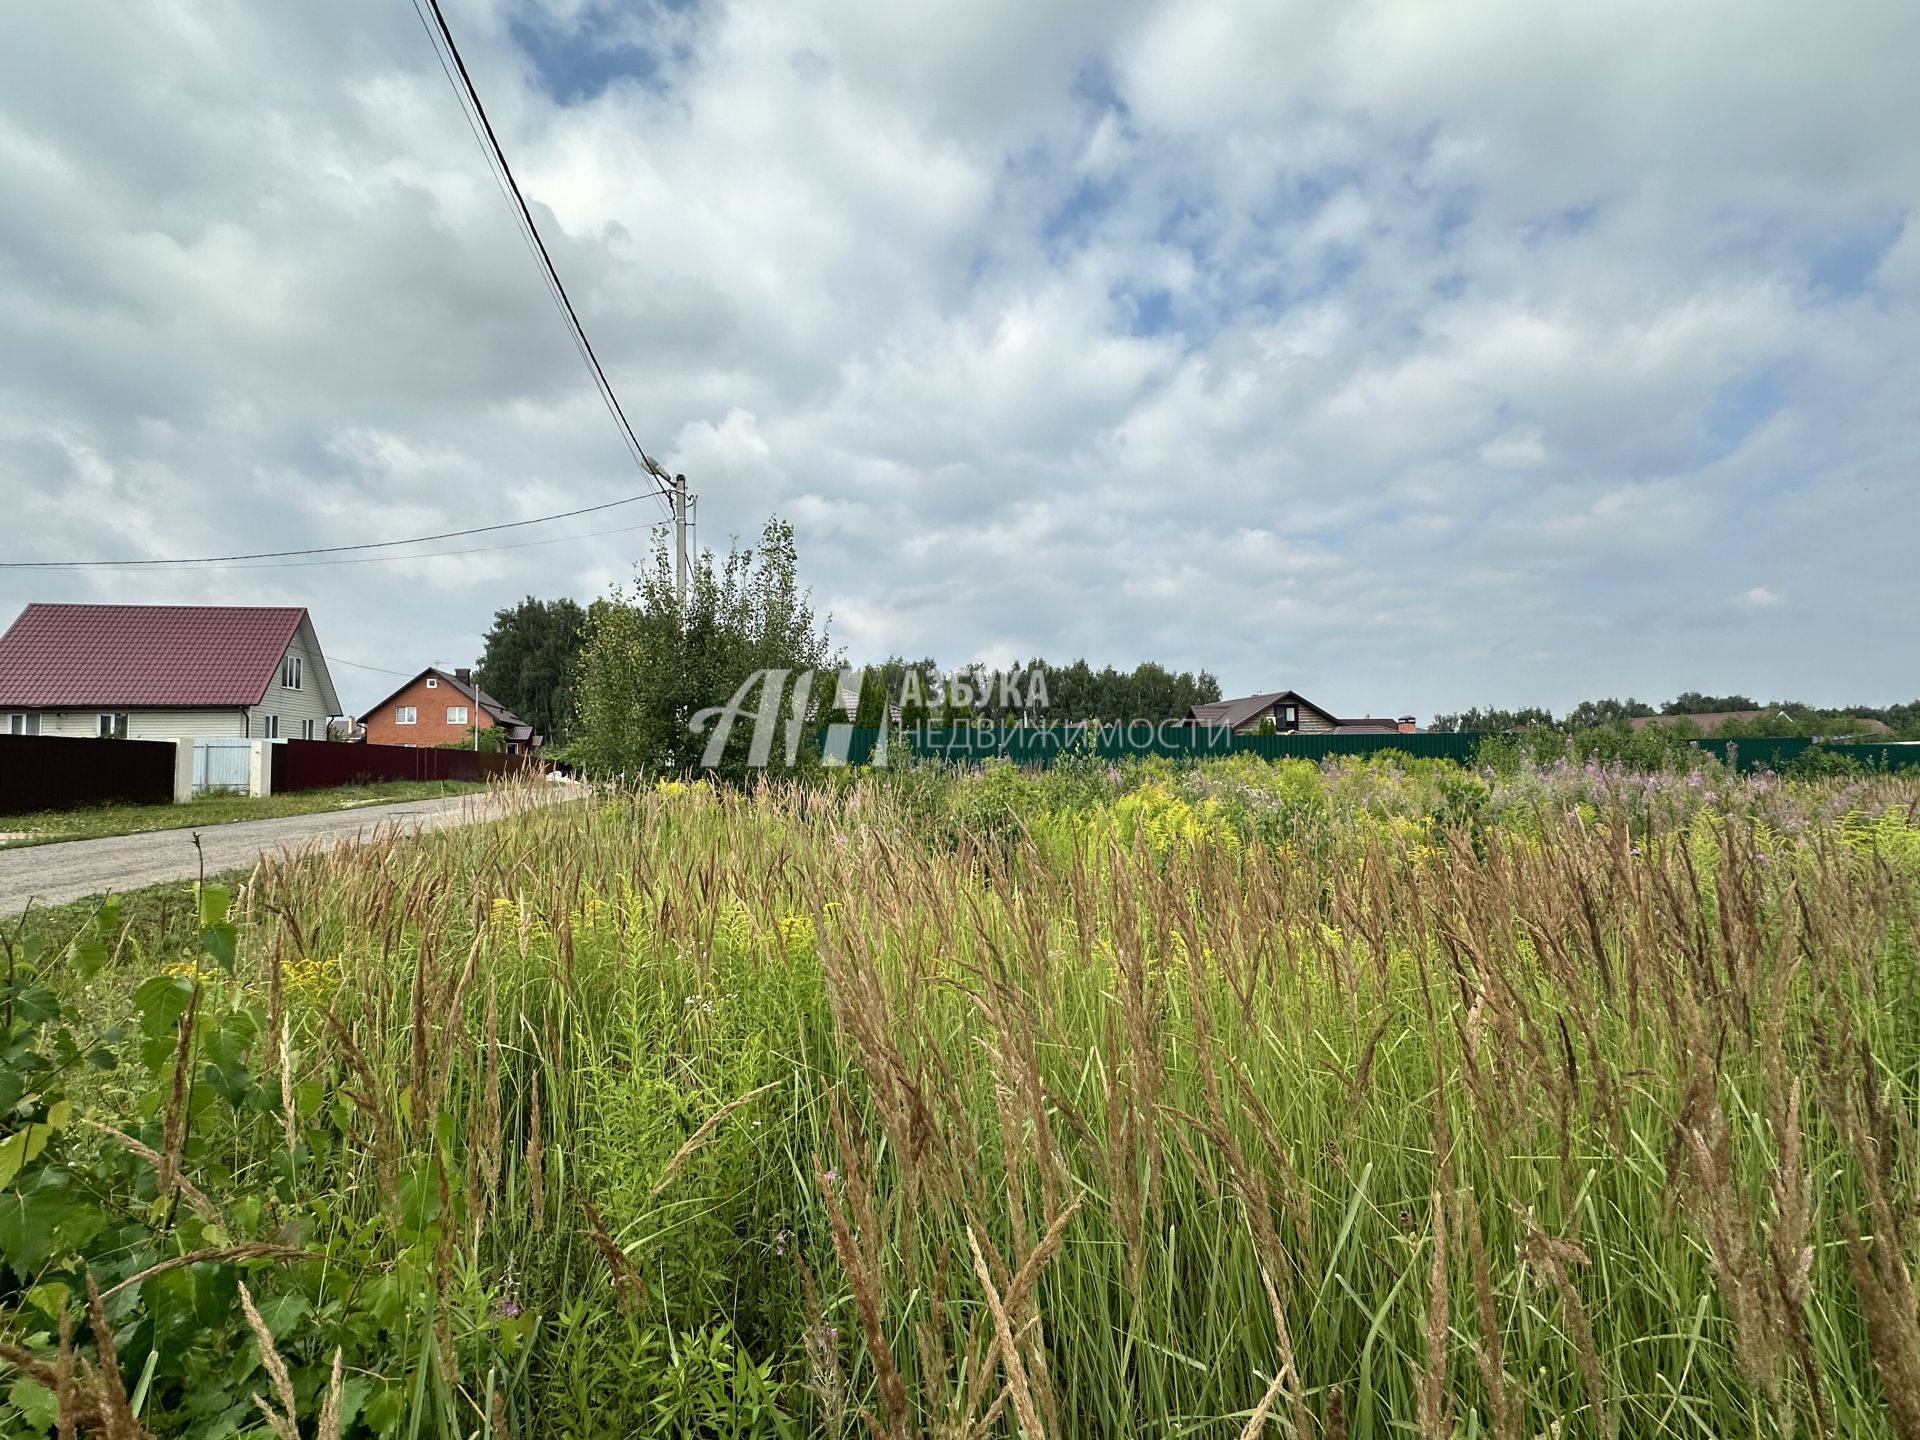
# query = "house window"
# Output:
<box><xmin>98</xmin><ymin>713</ymin><xmax>128</xmax><ymax>739</ymax></box>
<box><xmin>282</xmin><ymin>655</ymin><xmax>302</xmax><ymax>690</ymax></box>
<box><xmin>395</xmin><ymin>706</ymin><xmax>417</xmax><ymax>725</ymax></box>
<box><xmin>301</xmin><ymin>718</ymin><xmax>315</xmax><ymax>740</ymax></box>
<box><xmin>260</xmin><ymin>715</ymin><xmax>280</xmax><ymax>739</ymax></box>
<box><xmin>447</xmin><ymin>706</ymin><xmax>468</xmax><ymax>725</ymax></box>
<box><xmin>6</xmin><ymin>714</ymin><xmax>39</xmax><ymax>736</ymax></box>
<box><xmin>1282</xmin><ymin>705</ymin><xmax>1298</xmax><ymax>726</ymax></box>
<box><xmin>425</xmin><ymin>678</ymin><xmax>438</xmax><ymax>689</ymax></box>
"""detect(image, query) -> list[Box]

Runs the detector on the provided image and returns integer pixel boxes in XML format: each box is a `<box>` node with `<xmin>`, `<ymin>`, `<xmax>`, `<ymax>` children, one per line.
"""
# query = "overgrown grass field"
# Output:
<box><xmin>4</xmin><ymin>754</ymin><xmax>1920</xmax><ymax>1438</ymax></box>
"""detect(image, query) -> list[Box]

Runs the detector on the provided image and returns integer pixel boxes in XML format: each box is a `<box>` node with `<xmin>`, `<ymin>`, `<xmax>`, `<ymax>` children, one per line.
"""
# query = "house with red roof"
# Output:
<box><xmin>0</xmin><ymin>604</ymin><xmax>342</xmax><ymax>742</ymax></box>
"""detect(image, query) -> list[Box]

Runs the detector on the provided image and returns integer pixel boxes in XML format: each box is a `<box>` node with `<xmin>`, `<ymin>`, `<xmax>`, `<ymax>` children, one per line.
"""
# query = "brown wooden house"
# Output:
<box><xmin>1188</xmin><ymin>690</ymin><xmax>1415</xmax><ymax>735</ymax></box>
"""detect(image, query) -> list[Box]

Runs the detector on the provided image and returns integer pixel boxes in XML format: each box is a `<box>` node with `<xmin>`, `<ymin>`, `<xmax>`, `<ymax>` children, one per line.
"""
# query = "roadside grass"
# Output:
<box><xmin>2</xmin><ymin>864</ymin><xmax>252</xmax><ymax>958</ymax></box>
<box><xmin>0</xmin><ymin>778</ymin><xmax>489</xmax><ymax>848</ymax></box>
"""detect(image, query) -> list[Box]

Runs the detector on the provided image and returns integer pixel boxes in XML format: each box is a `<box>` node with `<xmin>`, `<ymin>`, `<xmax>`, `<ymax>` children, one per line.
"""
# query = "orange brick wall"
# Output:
<box><xmin>361</xmin><ymin>676</ymin><xmax>493</xmax><ymax>748</ymax></box>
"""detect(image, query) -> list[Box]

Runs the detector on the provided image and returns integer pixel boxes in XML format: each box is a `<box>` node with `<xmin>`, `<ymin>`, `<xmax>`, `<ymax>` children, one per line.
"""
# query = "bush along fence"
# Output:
<box><xmin>0</xmin><ymin>733</ymin><xmax>179</xmax><ymax>812</ymax></box>
<box><xmin>823</xmin><ymin>725</ymin><xmax>1920</xmax><ymax>772</ymax></box>
<box><xmin>269</xmin><ymin>738</ymin><xmax>544</xmax><ymax>793</ymax></box>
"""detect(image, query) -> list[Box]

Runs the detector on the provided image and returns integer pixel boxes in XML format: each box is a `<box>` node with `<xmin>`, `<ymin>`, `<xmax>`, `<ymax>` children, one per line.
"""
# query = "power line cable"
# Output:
<box><xmin>0</xmin><ymin>494</ymin><xmax>660</xmax><ymax>568</ymax></box>
<box><xmin>414</xmin><ymin>0</ymin><xmax>677</xmax><ymax>511</ymax></box>
<box><xmin>402</xmin><ymin>0</ymin><xmax>663</xmax><ymax>510</ymax></box>
<box><xmin>51</xmin><ymin>522</ymin><xmax>660</xmax><ymax>574</ymax></box>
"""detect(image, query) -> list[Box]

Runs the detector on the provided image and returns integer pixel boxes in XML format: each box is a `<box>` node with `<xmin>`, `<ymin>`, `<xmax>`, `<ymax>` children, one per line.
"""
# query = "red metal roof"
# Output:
<box><xmin>0</xmin><ymin>604</ymin><xmax>307</xmax><ymax>708</ymax></box>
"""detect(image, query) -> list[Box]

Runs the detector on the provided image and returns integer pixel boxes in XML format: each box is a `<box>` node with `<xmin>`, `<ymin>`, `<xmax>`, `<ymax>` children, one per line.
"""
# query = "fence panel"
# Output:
<box><xmin>192</xmin><ymin>739</ymin><xmax>254</xmax><ymax>794</ymax></box>
<box><xmin>0</xmin><ymin>734</ymin><xmax>176</xmax><ymax>813</ymax></box>
<box><xmin>828</xmin><ymin>726</ymin><xmax>1487</xmax><ymax>770</ymax></box>
<box><xmin>270</xmin><ymin>739</ymin><xmax>544</xmax><ymax>794</ymax></box>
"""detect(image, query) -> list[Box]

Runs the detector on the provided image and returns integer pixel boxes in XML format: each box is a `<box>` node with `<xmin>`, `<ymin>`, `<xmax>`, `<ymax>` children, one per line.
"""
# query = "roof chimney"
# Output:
<box><xmin>455</xmin><ymin>667</ymin><xmax>472</xmax><ymax>685</ymax></box>
<box><xmin>1397</xmin><ymin>715</ymin><xmax>1418</xmax><ymax>733</ymax></box>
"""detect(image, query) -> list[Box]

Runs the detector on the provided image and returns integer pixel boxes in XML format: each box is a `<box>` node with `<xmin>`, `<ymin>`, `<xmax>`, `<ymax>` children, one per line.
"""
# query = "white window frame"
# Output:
<box><xmin>447</xmin><ymin>705</ymin><xmax>468</xmax><ymax>725</ymax></box>
<box><xmin>98</xmin><ymin>713</ymin><xmax>128</xmax><ymax>739</ymax></box>
<box><xmin>6</xmin><ymin>713</ymin><xmax>39</xmax><ymax>736</ymax></box>
<box><xmin>425</xmin><ymin>677</ymin><xmax>438</xmax><ymax>689</ymax></box>
<box><xmin>260</xmin><ymin>714</ymin><xmax>280</xmax><ymax>739</ymax></box>
<box><xmin>282</xmin><ymin>654</ymin><xmax>303</xmax><ymax>690</ymax></box>
<box><xmin>301</xmin><ymin>718</ymin><xmax>315</xmax><ymax>740</ymax></box>
<box><xmin>395</xmin><ymin>706</ymin><xmax>418</xmax><ymax>726</ymax></box>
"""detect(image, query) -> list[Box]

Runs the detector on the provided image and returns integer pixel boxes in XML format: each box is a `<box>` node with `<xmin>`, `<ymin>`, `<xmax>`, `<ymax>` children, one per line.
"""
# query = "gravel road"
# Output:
<box><xmin>0</xmin><ymin>791</ymin><xmax>556</xmax><ymax>914</ymax></box>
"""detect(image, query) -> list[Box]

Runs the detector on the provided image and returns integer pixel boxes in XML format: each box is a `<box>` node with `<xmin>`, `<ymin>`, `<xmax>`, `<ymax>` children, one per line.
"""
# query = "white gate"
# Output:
<box><xmin>193</xmin><ymin>739</ymin><xmax>253</xmax><ymax>794</ymax></box>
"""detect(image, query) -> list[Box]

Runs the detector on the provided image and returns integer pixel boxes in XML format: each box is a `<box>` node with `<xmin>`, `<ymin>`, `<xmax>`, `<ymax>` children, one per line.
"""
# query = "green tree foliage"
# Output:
<box><xmin>865</xmin><ymin>656</ymin><xmax>1221</xmax><ymax>726</ymax></box>
<box><xmin>571</xmin><ymin>518</ymin><xmax>836</xmax><ymax>782</ymax></box>
<box><xmin>475</xmin><ymin>596</ymin><xmax>587</xmax><ymax>746</ymax></box>
<box><xmin>1661</xmin><ymin>691</ymin><xmax>1758</xmax><ymax>714</ymax></box>
<box><xmin>1428</xmin><ymin>705</ymin><xmax>1557</xmax><ymax>733</ymax></box>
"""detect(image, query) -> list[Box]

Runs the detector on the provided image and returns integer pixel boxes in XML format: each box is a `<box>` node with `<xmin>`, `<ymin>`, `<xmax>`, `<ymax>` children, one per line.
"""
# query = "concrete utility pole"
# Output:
<box><xmin>672</xmin><ymin>472</ymin><xmax>691</xmax><ymax>608</ymax></box>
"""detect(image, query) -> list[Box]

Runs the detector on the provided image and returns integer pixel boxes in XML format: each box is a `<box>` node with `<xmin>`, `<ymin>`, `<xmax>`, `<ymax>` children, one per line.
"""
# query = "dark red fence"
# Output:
<box><xmin>0</xmin><ymin>734</ymin><xmax>176</xmax><ymax>813</ymax></box>
<box><xmin>270</xmin><ymin>739</ymin><xmax>543</xmax><ymax>794</ymax></box>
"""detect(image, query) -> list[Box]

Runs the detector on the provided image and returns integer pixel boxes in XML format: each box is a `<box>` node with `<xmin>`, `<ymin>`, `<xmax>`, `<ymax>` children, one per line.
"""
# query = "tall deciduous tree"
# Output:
<box><xmin>572</xmin><ymin>518</ymin><xmax>837</xmax><ymax>781</ymax></box>
<box><xmin>474</xmin><ymin>596</ymin><xmax>587</xmax><ymax>746</ymax></box>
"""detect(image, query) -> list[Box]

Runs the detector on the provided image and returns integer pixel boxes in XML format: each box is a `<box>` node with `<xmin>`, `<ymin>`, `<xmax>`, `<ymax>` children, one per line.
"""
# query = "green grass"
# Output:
<box><xmin>0</xmin><ymin>778</ymin><xmax>489</xmax><ymax>848</ymax></box>
<box><xmin>3</xmin><ymin>761</ymin><xmax>1920</xmax><ymax>1437</ymax></box>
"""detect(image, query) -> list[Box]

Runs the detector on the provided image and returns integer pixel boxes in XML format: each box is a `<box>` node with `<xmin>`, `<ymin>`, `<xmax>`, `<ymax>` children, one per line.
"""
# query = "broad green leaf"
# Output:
<box><xmin>0</xmin><ymin>1179</ymin><xmax>67</xmax><ymax>1272</ymax></box>
<box><xmin>71</xmin><ymin>938</ymin><xmax>109</xmax><ymax>980</ymax></box>
<box><xmin>196</xmin><ymin>883</ymin><xmax>231</xmax><ymax>928</ymax></box>
<box><xmin>0</xmin><ymin>1123</ymin><xmax>53</xmax><ymax>1189</ymax></box>
<box><xmin>23</xmin><ymin>1282</ymin><xmax>68</xmax><ymax>1323</ymax></box>
<box><xmin>254</xmin><ymin>1292</ymin><xmax>309</xmax><ymax>1336</ymax></box>
<box><xmin>199</xmin><ymin>922</ymin><xmax>237</xmax><ymax>975</ymax></box>
<box><xmin>9</xmin><ymin>985</ymin><xmax>61</xmax><ymax>1027</ymax></box>
<box><xmin>8</xmin><ymin>1377</ymin><xmax>57</xmax><ymax>1430</ymax></box>
<box><xmin>205</xmin><ymin>1010</ymin><xmax>257</xmax><ymax>1068</ymax></box>
<box><xmin>131</xmin><ymin>975</ymin><xmax>194</xmax><ymax>1040</ymax></box>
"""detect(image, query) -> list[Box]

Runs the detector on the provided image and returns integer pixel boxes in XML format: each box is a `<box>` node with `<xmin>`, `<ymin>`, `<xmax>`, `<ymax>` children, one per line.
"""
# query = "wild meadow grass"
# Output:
<box><xmin>4</xmin><ymin>755</ymin><xmax>1920</xmax><ymax>1438</ymax></box>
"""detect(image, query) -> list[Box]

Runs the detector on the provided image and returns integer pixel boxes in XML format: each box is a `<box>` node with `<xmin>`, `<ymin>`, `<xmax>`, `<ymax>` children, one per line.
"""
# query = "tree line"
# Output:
<box><xmin>1431</xmin><ymin>691</ymin><xmax>1920</xmax><ymax>739</ymax></box>
<box><xmin>469</xmin><ymin>517</ymin><xmax>1222</xmax><ymax>777</ymax></box>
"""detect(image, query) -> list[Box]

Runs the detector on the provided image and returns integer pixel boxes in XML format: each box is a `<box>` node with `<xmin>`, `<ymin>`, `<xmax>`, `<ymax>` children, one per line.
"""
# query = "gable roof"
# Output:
<box><xmin>358</xmin><ymin>668</ymin><xmax>535</xmax><ymax>739</ymax></box>
<box><xmin>1190</xmin><ymin>691</ymin><xmax>1337</xmax><ymax>730</ymax></box>
<box><xmin>1189</xmin><ymin>691</ymin><xmax>1409</xmax><ymax>732</ymax></box>
<box><xmin>0</xmin><ymin>603</ymin><xmax>335</xmax><ymax>710</ymax></box>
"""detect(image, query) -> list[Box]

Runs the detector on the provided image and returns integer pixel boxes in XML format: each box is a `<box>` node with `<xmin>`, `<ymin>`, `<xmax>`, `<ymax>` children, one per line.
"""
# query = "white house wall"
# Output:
<box><xmin>248</xmin><ymin>630</ymin><xmax>335</xmax><ymax>739</ymax></box>
<box><xmin>28</xmin><ymin>709</ymin><xmax>251</xmax><ymax>740</ymax></box>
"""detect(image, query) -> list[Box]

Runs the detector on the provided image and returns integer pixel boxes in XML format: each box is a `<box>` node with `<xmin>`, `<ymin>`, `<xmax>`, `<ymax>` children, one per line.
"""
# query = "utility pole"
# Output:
<box><xmin>672</xmin><ymin>472</ymin><xmax>691</xmax><ymax>608</ymax></box>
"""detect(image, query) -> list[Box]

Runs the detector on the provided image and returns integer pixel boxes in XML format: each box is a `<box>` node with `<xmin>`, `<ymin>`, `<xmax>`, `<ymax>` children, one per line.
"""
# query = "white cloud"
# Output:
<box><xmin>0</xmin><ymin>0</ymin><xmax>1916</xmax><ymax>717</ymax></box>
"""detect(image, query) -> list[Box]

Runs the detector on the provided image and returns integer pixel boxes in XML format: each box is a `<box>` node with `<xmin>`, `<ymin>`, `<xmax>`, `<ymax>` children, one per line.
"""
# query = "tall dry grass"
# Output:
<box><xmin>74</xmin><ymin>768</ymin><xmax>1920</xmax><ymax>1436</ymax></box>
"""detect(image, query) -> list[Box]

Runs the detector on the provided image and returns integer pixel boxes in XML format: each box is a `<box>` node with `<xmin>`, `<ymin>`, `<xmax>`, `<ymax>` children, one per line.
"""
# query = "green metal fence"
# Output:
<box><xmin>823</xmin><ymin>726</ymin><xmax>1920</xmax><ymax>773</ymax></box>
<box><xmin>827</xmin><ymin>725</ymin><xmax>1484</xmax><ymax>769</ymax></box>
<box><xmin>1684</xmin><ymin>738</ymin><xmax>1920</xmax><ymax>772</ymax></box>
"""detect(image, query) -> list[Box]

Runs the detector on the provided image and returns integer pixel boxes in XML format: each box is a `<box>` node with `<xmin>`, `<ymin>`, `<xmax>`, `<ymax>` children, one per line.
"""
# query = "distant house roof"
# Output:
<box><xmin>1189</xmin><ymin>691</ymin><xmax>1410</xmax><ymax>732</ymax></box>
<box><xmin>0</xmin><ymin>603</ymin><xmax>339</xmax><ymax>711</ymax></box>
<box><xmin>359</xmin><ymin>667</ymin><xmax>538</xmax><ymax>744</ymax></box>
<box><xmin>1190</xmin><ymin>691</ymin><xmax>1322</xmax><ymax>730</ymax></box>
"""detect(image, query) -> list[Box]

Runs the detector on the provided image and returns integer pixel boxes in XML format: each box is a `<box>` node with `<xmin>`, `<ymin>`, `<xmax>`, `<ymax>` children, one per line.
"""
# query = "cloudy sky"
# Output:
<box><xmin>2</xmin><ymin>1</ymin><xmax>1916</xmax><ymax>720</ymax></box>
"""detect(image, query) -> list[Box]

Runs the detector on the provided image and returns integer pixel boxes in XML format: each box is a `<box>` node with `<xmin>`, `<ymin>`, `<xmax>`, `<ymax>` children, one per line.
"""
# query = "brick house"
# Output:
<box><xmin>1189</xmin><ymin>690</ymin><xmax>1416</xmax><ymax>735</ymax></box>
<box><xmin>359</xmin><ymin>667</ymin><xmax>540</xmax><ymax>752</ymax></box>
